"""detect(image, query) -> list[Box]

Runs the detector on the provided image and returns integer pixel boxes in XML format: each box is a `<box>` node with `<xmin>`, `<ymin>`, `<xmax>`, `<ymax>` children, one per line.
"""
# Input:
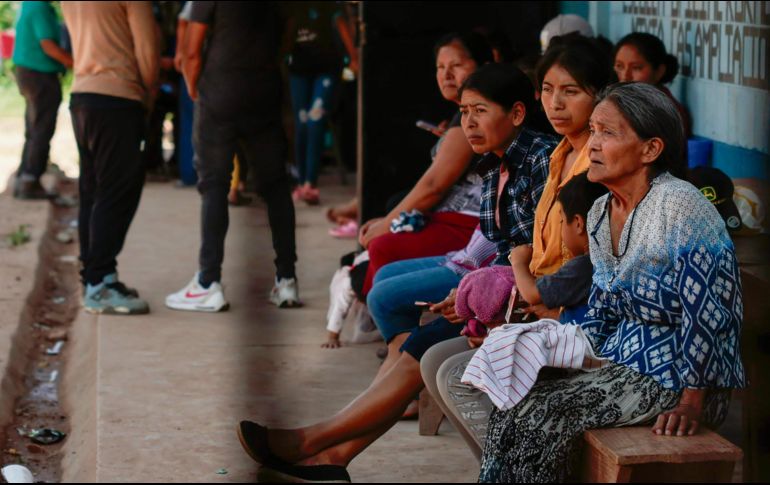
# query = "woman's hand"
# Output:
<box><xmin>467</xmin><ymin>335</ymin><xmax>486</xmax><ymax>348</ymax></box>
<box><xmin>430</xmin><ymin>288</ymin><xmax>464</xmax><ymax>324</ymax></box>
<box><xmin>652</xmin><ymin>389</ymin><xmax>705</xmax><ymax>436</ymax></box>
<box><xmin>509</xmin><ymin>244</ymin><xmax>533</xmax><ymax>267</ymax></box>
<box><xmin>321</xmin><ymin>331</ymin><xmax>342</xmax><ymax>349</ymax></box>
<box><xmin>358</xmin><ymin>218</ymin><xmax>386</xmax><ymax>248</ymax></box>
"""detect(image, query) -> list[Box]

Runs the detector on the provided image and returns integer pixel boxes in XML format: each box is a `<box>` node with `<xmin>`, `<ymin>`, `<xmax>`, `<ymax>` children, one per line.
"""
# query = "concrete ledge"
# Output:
<box><xmin>59</xmin><ymin>311</ymin><xmax>98</xmax><ymax>483</ymax></box>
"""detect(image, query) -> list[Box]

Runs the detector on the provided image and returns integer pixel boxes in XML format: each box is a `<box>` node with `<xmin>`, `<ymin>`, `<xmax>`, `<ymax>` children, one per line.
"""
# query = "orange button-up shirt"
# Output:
<box><xmin>525</xmin><ymin>138</ymin><xmax>591</xmax><ymax>277</ymax></box>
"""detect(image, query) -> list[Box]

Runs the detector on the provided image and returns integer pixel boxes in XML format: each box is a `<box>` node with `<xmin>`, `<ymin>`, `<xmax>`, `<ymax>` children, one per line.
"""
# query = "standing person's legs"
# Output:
<box><xmin>194</xmin><ymin>103</ymin><xmax>238</xmax><ymax>287</ymax></box>
<box><xmin>76</xmin><ymin>104</ymin><xmax>146</xmax><ymax>285</ymax></box>
<box><xmin>70</xmin><ymin>95</ymin><xmax>149</xmax><ymax>315</ymax></box>
<box><xmin>15</xmin><ymin>67</ymin><xmax>61</xmax><ymax>195</ymax></box>
<box><xmin>165</xmin><ymin>102</ymin><xmax>234</xmax><ymax>313</ymax></box>
<box><xmin>303</xmin><ymin>73</ymin><xmax>337</xmax><ymax>188</ymax></box>
<box><xmin>288</xmin><ymin>74</ymin><xmax>312</xmax><ymax>185</ymax></box>
<box><xmin>238</xmin><ymin>115</ymin><xmax>297</xmax><ymax>282</ymax></box>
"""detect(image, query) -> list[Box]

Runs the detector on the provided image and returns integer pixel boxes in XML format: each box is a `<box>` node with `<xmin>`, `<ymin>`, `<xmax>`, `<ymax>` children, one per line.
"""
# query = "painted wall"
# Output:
<box><xmin>563</xmin><ymin>1</ymin><xmax>770</xmax><ymax>180</ymax></box>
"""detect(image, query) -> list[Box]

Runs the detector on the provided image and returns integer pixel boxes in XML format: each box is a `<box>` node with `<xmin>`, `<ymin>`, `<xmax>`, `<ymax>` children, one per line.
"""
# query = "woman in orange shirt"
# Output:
<box><xmin>525</xmin><ymin>35</ymin><xmax>612</xmax><ymax>301</ymax></box>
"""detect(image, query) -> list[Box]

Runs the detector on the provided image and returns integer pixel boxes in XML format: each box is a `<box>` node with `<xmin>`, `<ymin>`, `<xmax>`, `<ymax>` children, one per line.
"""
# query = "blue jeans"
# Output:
<box><xmin>288</xmin><ymin>73</ymin><xmax>337</xmax><ymax>185</ymax></box>
<box><xmin>367</xmin><ymin>256</ymin><xmax>461</xmax><ymax>343</ymax></box>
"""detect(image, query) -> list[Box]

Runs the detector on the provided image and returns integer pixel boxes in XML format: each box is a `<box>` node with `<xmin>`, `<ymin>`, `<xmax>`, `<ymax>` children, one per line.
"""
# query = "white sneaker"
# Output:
<box><xmin>270</xmin><ymin>277</ymin><xmax>301</xmax><ymax>308</ymax></box>
<box><xmin>165</xmin><ymin>273</ymin><xmax>229</xmax><ymax>312</ymax></box>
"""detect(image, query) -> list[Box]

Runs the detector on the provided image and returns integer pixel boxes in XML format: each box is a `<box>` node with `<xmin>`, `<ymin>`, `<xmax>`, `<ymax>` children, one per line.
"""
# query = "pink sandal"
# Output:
<box><xmin>329</xmin><ymin>220</ymin><xmax>358</xmax><ymax>239</ymax></box>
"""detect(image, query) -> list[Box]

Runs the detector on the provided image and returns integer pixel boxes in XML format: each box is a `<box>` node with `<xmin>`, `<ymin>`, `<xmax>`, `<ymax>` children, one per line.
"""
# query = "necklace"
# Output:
<box><xmin>590</xmin><ymin>181</ymin><xmax>654</xmax><ymax>260</ymax></box>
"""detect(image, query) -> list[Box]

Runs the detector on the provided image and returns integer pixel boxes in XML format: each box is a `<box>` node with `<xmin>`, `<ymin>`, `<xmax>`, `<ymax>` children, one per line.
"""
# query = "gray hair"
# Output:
<box><xmin>595</xmin><ymin>82</ymin><xmax>684</xmax><ymax>175</ymax></box>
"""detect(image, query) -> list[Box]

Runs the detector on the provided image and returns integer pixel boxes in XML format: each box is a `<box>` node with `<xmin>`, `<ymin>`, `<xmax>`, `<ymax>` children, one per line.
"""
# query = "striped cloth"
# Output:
<box><xmin>461</xmin><ymin>320</ymin><xmax>607</xmax><ymax>411</ymax></box>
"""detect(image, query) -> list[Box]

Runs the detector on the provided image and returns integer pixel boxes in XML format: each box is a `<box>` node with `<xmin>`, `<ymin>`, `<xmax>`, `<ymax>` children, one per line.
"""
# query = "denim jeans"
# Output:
<box><xmin>367</xmin><ymin>256</ymin><xmax>461</xmax><ymax>343</ymax></box>
<box><xmin>288</xmin><ymin>73</ymin><xmax>337</xmax><ymax>185</ymax></box>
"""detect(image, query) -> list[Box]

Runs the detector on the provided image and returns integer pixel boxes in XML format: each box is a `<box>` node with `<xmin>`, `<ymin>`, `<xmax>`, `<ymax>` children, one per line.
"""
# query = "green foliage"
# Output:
<box><xmin>0</xmin><ymin>1</ymin><xmax>17</xmax><ymax>32</ymax></box>
<box><xmin>7</xmin><ymin>224</ymin><xmax>31</xmax><ymax>247</ymax></box>
<box><xmin>0</xmin><ymin>1</ymin><xmax>17</xmax><ymax>89</ymax></box>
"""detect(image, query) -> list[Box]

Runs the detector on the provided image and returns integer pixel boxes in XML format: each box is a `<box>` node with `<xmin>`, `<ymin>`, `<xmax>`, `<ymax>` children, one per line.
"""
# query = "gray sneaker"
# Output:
<box><xmin>83</xmin><ymin>282</ymin><xmax>149</xmax><ymax>315</ymax></box>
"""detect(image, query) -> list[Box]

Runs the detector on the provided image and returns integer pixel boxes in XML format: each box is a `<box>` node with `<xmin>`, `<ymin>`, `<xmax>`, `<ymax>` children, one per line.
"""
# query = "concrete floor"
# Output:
<box><xmin>59</xmin><ymin>177</ymin><xmax>479</xmax><ymax>482</ymax></box>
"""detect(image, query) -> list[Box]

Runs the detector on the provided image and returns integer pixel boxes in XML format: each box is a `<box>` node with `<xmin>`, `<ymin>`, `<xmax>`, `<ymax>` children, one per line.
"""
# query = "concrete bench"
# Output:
<box><xmin>581</xmin><ymin>426</ymin><xmax>742</xmax><ymax>482</ymax></box>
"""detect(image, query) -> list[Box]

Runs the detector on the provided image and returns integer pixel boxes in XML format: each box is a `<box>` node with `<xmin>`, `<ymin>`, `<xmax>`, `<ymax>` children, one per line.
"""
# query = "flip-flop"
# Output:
<box><xmin>236</xmin><ymin>421</ymin><xmax>289</xmax><ymax>467</ymax></box>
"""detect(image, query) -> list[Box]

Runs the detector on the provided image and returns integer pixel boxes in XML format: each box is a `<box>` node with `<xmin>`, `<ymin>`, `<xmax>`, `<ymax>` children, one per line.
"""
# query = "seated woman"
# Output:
<box><xmin>235</xmin><ymin>63</ymin><xmax>556</xmax><ymax>483</ymax></box>
<box><xmin>357</xmin><ymin>32</ymin><xmax>494</xmax><ymax>297</ymax></box>
<box><xmin>366</xmin><ymin>60</ymin><xmax>557</xmax><ymax>397</ymax></box>
<box><xmin>420</xmin><ymin>34</ymin><xmax>613</xmax><ymax>460</ymax></box>
<box><xmin>613</xmin><ymin>32</ymin><xmax>691</xmax><ymax>178</ymax></box>
<box><xmin>478</xmin><ymin>82</ymin><xmax>746</xmax><ymax>483</ymax></box>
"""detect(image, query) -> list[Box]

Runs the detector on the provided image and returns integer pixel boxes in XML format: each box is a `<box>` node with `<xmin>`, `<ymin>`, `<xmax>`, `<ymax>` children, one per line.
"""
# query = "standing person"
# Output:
<box><xmin>13</xmin><ymin>1</ymin><xmax>72</xmax><ymax>200</ymax></box>
<box><xmin>63</xmin><ymin>1</ymin><xmax>159</xmax><ymax>314</ymax></box>
<box><xmin>284</xmin><ymin>1</ymin><xmax>358</xmax><ymax>205</ymax></box>
<box><xmin>166</xmin><ymin>2</ymin><xmax>299</xmax><ymax>312</ymax></box>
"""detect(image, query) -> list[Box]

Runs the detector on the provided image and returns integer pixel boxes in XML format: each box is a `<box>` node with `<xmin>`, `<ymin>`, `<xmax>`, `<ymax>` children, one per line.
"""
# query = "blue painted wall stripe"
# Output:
<box><xmin>713</xmin><ymin>142</ymin><xmax>770</xmax><ymax>180</ymax></box>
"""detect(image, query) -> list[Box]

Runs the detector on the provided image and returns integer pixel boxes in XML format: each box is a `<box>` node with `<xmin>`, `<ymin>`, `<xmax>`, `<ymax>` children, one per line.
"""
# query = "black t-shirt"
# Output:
<box><xmin>285</xmin><ymin>2</ymin><xmax>343</xmax><ymax>76</ymax></box>
<box><xmin>190</xmin><ymin>1</ymin><xmax>283</xmax><ymax>111</ymax></box>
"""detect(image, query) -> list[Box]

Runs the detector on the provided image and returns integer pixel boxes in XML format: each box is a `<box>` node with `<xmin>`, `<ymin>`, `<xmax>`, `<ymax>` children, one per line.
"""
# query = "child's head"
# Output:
<box><xmin>557</xmin><ymin>171</ymin><xmax>608</xmax><ymax>257</ymax></box>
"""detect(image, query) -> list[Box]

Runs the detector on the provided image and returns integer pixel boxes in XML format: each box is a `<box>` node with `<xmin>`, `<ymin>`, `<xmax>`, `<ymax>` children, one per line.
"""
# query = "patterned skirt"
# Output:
<box><xmin>478</xmin><ymin>363</ymin><xmax>730</xmax><ymax>483</ymax></box>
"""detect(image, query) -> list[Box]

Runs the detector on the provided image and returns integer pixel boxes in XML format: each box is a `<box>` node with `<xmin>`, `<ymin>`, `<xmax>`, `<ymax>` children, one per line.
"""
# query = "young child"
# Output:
<box><xmin>323</xmin><ymin>251</ymin><xmax>381</xmax><ymax>348</ymax></box>
<box><xmin>509</xmin><ymin>171</ymin><xmax>607</xmax><ymax>322</ymax></box>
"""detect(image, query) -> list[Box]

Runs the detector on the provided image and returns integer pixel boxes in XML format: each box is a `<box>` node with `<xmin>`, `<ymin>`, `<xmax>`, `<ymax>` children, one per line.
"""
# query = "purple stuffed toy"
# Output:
<box><xmin>455</xmin><ymin>266</ymin><xmax>516</xmax><ymax>337</ymax></box>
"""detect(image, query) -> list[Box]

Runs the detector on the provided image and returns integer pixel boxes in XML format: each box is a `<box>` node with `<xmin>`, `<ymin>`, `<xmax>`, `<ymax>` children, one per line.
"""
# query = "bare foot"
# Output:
<box><xmin>326</xmin><ymin>197</ymin><xmax>358</xmax><ymax>223</ymax></box>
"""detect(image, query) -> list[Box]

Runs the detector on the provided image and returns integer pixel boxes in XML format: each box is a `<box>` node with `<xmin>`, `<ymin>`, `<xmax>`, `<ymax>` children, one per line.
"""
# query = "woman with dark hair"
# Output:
<box><xmin>477</xmin><ymin>82</ymin><xmax>745</xmax><ymax>483</ymax></box>
<box><xmin>235</xmin><ymin>63</ymin><xmax>556</xmax><ymax>483</ymax></box>
<box><xmin>529</xmin><ymin>34</ymin><xmax>612</xmax><ymax>283</ymax></box>
<box><xmin>355</xmin><ymin>31</ymin><xmax>494</xmax><ymax>298</ymax></box>
<box><xmin>613</xmin><ymin>32</ymin><xmax>692</xmax><ymax>141</ymax></box>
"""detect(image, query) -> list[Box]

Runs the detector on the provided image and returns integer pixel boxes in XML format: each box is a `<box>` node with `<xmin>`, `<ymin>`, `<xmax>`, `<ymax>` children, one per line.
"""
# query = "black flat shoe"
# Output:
<box><xmin>237</xmin><ymin>420</ymin><xmax>295</xmax><ymax>468</ymax></box>
<box><xmin>257</xmin><ymin>463</ymin><xmax>351</xmax><ymax>483</ymax></box>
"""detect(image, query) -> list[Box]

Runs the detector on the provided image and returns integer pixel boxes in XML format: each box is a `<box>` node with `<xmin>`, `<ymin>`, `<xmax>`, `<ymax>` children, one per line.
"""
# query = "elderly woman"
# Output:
<box><xmin>478</xmin><ymin>82</ymin><xmax>746</xmax><ymax>483</ymax></box>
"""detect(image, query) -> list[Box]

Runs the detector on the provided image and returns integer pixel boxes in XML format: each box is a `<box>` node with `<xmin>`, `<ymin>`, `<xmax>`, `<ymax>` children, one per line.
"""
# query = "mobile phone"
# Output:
<box><xmin>414</xmin><ymin>301</ymin><xmax>432</xmax><ymax>311</ymax></box>
<box><xmin>416</xmin><ymin>120</ymin><xmax>439</xmax><ymax>132</ymax></box>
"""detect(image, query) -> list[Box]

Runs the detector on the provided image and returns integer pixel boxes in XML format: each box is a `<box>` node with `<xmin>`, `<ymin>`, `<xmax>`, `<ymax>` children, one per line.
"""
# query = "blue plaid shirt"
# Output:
<box><xmin>475</xmin><ymin>128</ymin><xmax>557</xmax><ymax>264</ymax></box>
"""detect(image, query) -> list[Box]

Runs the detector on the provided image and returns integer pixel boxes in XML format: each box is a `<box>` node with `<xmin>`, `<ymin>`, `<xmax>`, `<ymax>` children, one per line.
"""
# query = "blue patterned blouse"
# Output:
<box><xmin>577</xmin><ymin>172</ymin><xmax>746</xmax><ymax>391</ymax></box>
